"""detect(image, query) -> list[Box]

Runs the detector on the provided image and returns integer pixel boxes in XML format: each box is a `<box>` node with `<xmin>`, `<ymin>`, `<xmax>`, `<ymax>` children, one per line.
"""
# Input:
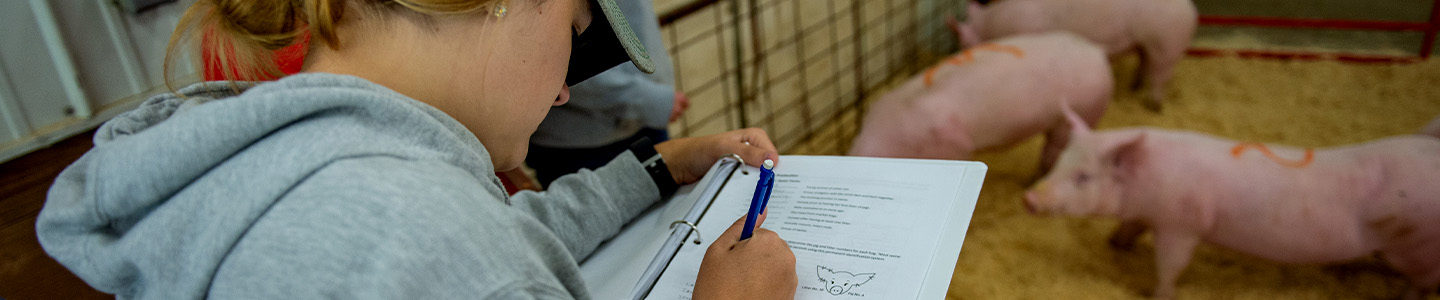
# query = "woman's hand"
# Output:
<box><xmin>693</xmin><ymin>210</ymin><xmax>797</xmax><ymax>300</ymax></box>
<box><xmin>654</xmin><ymin>128</ymin><xmax>779</xmax><ymax>185</ymax></box>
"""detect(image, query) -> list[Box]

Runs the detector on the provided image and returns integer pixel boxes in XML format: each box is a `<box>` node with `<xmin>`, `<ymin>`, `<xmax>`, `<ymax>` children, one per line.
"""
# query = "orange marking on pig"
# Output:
<box><xmin>1230</xmin><ymin>142</ymin><xmax>1315</xmax><ymax>168</ymax></box>
<box><xmin>971</xmin><ymin>44</ymin><xmax>1025</xmax><ymax>58</ymax></box>
<box><xmin>923</xmin><ymin>66</ymin><xmax>941</xmax><ymax>87</ymax></box>
<box><xmin>922</xmin><ymin>44</ymin><xmax>1026</xmax><ymax>87</ymax></box>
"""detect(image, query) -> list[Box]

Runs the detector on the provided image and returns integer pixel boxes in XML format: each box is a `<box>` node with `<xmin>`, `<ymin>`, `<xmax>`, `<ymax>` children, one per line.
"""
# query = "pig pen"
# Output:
<box><xmin>796</xmin><ymin>45</ymin><xmax>1440</xmax><ymax>300</ymax></box>
<box><xmin>652</xmin><ymin>0</ymin><xmax>1440</xmax><ymax>298</ymax></box>
<box><xmin>941</xmin><ymin>0</ymin><xmax>1440</xmax><ymax>298</ymax></box>
<box><xmin>939</xmin><ymin>55</ymin><xmax>1440</xmax><ymax>299</ymax></box>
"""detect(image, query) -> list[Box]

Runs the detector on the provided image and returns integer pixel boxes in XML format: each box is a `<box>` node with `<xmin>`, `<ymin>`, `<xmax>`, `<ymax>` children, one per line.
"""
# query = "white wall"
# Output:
<box><xmin>0</xmin><ymin>0</ymin><xmax>196</xmax><ymax>162</ymax></box>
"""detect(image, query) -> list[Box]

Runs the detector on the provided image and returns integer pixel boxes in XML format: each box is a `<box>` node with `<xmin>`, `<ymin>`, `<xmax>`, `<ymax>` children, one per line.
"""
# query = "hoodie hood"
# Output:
<box><xmin>37</xmin><ymin>73</ymin><xmax>502</xmax><ymax>299</ymax></box>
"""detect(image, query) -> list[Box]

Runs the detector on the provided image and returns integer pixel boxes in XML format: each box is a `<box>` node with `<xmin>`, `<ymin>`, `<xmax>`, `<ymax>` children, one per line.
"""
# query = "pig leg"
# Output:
<box><xmin>1150</xmin><ymin>231</ymin><xmax>1200</xmax><ymax>300</ymax></box>
<box><xmin>1130</xmin><ymin>49</ymin><xmax>1148</xmax><ymax>92</ymax></box>
<box><xmin>1139</xmin><ymin>44</ymin><xmax>1182</xmax><ymax>112</ymax></box>
<box><xmin>1401</xmin><ymin>287</ymin><xmax>1436</xmax><ymax>300</ymax></box>
<box><xmin>1109</xmin><ymin>220</ymin><xmax>1149</xmax><ymax>251</ymax></box>
<box><xmin>1383</xmin><ymin>251</ymin><xmax>1440</xmax><ymax>300</ymax></box>
<box><xmin>1420</xmin><ymin>116</ymin><xmax>1440</xmax><ymax>139</ymax></box>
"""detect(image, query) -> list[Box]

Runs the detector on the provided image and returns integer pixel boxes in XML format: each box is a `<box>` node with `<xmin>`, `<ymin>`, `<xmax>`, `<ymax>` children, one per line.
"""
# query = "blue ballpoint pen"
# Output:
<box><xmin>740</xmin><ymin>159</ymin><xmax>776</xmax><ymax>240</ymax></box>
<box><xmin>759</xmin><ymin>168</ymin><xmax>775</xmax><ymax>212</ymax></box>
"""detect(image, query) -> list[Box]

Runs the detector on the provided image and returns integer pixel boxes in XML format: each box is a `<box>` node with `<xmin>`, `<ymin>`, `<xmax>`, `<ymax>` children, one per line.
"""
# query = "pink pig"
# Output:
<box><xmin>957</xmin><ymin>0</ymin><xmax>1197</xmax><ymax>111</ymax></box>
<box><xmin>848</xmin><ymin>32</ymin><xmax>1112</xmax><ymax>172</ymax></box>
<box><xmin>1024</xmin><ymin>106</ymin><xmax>1440</xmax><ymax>299</ymax></box>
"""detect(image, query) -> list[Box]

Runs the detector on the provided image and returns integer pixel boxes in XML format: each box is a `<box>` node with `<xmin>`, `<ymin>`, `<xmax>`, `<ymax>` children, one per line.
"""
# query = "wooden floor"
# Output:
<box><xmin>1</xmin><ymin>129</ymin><xmax>111</xmax><ymax>299</ymax></box>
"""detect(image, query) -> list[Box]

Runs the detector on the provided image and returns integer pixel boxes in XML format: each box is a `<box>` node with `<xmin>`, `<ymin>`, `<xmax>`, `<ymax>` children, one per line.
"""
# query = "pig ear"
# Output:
<box><xmin>854</xmin><ymin>273</ymin><xmax>876</xmax><ymax>286</ymax></box>
<box><xmin>818</xmin><ymin>265</ymin><xmax>833</xmax><ymax>281</ymax></box>
<box><xmin>1106</xmin><ymin>132</ymin><xmax>1146</xmax><ymax>180</ymax></box>
<box><xmin>1060</xmin><ymin>99</ymin><xmax>1092</xmax><ymax>136</ymax></box>
<box><xmin>959</xmin><ymin>1</ymin><xmax>984</xmax><ymax>47</ymax></box>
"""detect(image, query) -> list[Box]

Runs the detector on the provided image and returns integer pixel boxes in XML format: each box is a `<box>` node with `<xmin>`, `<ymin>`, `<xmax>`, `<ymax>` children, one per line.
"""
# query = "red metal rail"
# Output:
<box><xmin>1198</xmin><ymin>15</ymin><xmax>1430</xmax><ymax>32</ymax></box>
<box><xmin>1188</xmin><ymin>0</ymin><xmax>1440</xmax><ymax>63</ymax></box>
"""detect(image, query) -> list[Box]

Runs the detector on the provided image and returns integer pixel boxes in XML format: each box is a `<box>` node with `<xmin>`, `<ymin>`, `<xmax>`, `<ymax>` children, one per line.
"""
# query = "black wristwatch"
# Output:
<box><xmin>629</xmin><ymin>137</ymin><xmax>679</xmax><ymax>198</ymax></box>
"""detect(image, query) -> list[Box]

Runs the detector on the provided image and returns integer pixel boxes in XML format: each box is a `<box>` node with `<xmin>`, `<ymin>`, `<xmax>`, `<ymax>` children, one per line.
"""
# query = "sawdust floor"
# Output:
<box><xmin>802</xmin><ymin>55</ymin><xmax>1440</xmax><ymax>299</ymax></box>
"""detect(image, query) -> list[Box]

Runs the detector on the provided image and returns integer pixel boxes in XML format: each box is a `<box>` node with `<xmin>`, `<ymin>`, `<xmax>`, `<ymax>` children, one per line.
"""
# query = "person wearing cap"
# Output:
<box><xmin>525</xmin><ymin>0</ymin><xmax>688</xmax><ymax>189</ymax></box>
<box><xmin>35</xmin><ymin>0</ymin><xmax>797</xmax><ymax>299</ymax></box>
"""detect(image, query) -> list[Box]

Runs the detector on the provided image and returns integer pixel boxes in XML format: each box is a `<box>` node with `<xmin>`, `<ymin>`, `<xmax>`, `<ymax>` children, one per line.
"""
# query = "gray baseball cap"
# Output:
<box><xmin>565</xmin><ymin>0</ymin><xmax>656</xmax><ymax>86</ymax></box>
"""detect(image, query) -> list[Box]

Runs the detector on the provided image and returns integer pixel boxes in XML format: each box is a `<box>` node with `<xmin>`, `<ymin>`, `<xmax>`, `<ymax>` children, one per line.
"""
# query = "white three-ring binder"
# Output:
<box><xmin>579</xmin><ymin>155</ymin><xmax>987</xmax><ymax>300</ymax></box>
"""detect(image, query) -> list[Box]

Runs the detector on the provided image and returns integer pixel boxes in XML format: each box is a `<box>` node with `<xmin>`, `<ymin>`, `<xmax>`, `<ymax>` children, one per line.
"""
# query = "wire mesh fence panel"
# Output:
<box><xmin>657</xmin><ymin>0</ymin><xmax>965</xmax><ymax>155</ymax></box>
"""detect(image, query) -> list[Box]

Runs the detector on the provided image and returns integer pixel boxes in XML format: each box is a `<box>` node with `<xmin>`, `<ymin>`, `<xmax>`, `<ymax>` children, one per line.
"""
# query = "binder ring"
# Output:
<box><xmin>724</xmin><ymin>153</ymin><xmax>748</xmax><ymax>175</ymax></box>
<box><xmin>670</xmin><ymin>220</ymin><xmax>703</xmax><ymax>245</ymax></box>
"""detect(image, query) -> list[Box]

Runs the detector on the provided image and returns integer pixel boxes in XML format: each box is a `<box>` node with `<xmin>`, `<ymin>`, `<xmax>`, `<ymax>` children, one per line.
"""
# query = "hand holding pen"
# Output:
<box><xmin>691</xmin><ymin>136</ymin><xmax>795</xmax><ymax>300</ymax></box>
<box><xmin>694</xmin><ymin>188</ymin><xmax>798</xmax><ymax>300</ymax></box>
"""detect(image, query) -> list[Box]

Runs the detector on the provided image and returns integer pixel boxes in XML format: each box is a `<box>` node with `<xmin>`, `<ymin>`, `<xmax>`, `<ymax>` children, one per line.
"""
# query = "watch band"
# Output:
<box><xmin>629</xmin><ymin>137</ymin><xmax>679</xmax><ymax>198</ymax></box>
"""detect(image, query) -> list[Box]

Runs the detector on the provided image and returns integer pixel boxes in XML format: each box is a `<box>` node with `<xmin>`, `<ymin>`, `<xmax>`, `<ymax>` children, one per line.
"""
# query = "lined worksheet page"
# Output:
<box><xmin>645</xmin><ymin>156</ymin><xmax>974</xmax><ymax>299</ymax></box>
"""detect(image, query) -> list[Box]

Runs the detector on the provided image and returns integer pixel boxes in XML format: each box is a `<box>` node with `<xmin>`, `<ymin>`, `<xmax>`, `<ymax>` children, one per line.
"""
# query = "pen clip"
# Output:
<box><xmin>669</xmin><ymin>220</ymin><xmax>703</xmax><ymax>245</ymax></box>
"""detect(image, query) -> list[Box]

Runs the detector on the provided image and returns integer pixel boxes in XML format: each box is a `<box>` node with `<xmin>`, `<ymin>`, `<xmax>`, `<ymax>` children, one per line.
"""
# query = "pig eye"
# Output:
<box><xmin>1074</xmin><ymin>172</ymin><xmax>1091</xmax><ymax>185</ymax></box>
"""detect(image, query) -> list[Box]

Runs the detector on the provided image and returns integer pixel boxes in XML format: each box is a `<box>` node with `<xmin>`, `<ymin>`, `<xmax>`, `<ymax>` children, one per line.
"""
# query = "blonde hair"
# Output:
<box><xmin>163</xmin><ymin>0</ymin><xmax>502</xmax><ymax>91</ymax></box>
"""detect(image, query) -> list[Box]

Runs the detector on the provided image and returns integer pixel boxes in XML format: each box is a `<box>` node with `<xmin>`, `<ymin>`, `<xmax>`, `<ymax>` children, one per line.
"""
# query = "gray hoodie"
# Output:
<box><xmin>37</xmin><ymin>73</ymin><xmax>661</xmax><ymax>299</ymax></box>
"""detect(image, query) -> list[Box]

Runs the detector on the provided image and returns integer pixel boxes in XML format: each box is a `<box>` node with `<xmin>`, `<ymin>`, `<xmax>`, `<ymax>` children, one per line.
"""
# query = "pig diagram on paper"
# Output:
<box><xmin>816</xmin><ymin>265</ymin><xmax>875</xmax><ymax>296</ymax></box>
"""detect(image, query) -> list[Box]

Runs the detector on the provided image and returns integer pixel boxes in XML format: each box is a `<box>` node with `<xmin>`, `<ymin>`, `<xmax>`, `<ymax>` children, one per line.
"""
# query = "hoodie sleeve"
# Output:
<box><xmin>506</xmin><ymin>150</ymin><xmax>662</xmax><ymax>260</ymax></box>
<box><xmin>208</xmin><ymin>156</ymin><xmax>600</xmax><ymax>299</ymax></box>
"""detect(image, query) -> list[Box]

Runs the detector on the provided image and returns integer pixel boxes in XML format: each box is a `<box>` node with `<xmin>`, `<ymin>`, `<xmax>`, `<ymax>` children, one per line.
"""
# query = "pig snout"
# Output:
<box><xmin>1023</xmin><ymin>180</ymin><xmax>1052</xmax><ymax>214</ymax></box>
<box><xmin>828</xmin><ymin>285</ymin><xmax>845</xmax><ymax>295</ymax></box>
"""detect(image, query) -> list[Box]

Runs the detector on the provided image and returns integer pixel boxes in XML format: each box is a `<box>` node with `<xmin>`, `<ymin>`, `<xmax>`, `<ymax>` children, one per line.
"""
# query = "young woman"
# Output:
<box><xmin>36</xmin><ymin>0</ymin><xmax>797</xmax><ymax>299</ymax></box>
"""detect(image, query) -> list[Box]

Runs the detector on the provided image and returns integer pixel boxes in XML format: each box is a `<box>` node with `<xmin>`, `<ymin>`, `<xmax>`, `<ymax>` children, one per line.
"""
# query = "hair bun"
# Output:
<box><xmin>164</xmin><ymin>0</ymin><xmax>498</xmax><ymax>86</ymax></box>
<box><xmin>212</xmin><ymin>0</ymin><xmax>305</xmax><ymax>49</ymax></box>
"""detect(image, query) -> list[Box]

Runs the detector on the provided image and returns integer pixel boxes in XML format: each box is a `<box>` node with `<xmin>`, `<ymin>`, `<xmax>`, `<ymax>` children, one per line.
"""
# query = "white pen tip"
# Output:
<box><xmin>763</xmin><ymin>159</ymin><xmax>774</xmax><ymax>169</ymax></box>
